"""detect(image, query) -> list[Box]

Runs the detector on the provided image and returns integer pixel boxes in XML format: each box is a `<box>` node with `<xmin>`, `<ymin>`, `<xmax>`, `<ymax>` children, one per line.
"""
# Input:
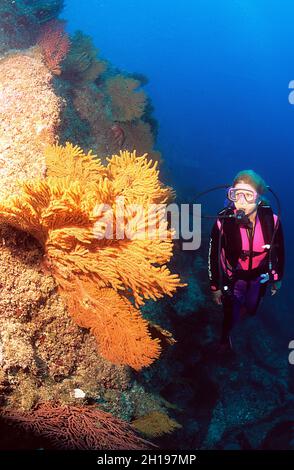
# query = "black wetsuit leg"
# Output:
<box><xmin>220</xmin><ymin>276</ymin><xmax>267</xmax><ymax>343</ymax></box>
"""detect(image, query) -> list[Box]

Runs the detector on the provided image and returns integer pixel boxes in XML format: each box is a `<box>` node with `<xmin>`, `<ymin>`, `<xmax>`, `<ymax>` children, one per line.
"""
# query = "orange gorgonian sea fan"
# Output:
<box><xmin>0</xmin><ymin>143</ymin><xmax>186</xmax><ymax>370</ymax></box>
<box><xmin>105</xmin><ymin>75</ymin><xmax>147</xmax><ymax>122</ymax></box>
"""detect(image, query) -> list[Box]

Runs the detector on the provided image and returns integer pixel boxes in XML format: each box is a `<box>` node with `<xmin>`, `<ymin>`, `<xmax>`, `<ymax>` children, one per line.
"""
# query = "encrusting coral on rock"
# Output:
<box><xmin>0</xmin><ymin>49</ymin><xmax>61</xmax><ymax>199</ymax></box>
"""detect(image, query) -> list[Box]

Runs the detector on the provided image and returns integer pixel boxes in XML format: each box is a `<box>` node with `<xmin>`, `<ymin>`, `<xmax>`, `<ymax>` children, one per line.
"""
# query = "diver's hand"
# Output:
<box><xmin>211</xmin><ymin>289</ymin><xmax>223</xmax><ymax>305</ymax></box>
<box><xmin>271</xmin><ymin>281</ymin><xmax>282</xmax><ymax>296</ymax></box>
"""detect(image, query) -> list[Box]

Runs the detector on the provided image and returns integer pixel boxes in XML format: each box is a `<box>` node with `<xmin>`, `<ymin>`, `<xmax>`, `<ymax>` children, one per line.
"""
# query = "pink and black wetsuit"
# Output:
<box><xmin>208</xmin><ymin>203</ymin><xmax>285</xmax><ymax>343</ymax></box>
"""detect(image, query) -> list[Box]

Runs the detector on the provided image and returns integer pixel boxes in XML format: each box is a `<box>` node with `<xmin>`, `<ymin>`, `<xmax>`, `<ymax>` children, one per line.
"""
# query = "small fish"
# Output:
<box><xmin>109</xmin><ymin>123</ymin><xmax>125</xmax><ymax>148</ymax></box>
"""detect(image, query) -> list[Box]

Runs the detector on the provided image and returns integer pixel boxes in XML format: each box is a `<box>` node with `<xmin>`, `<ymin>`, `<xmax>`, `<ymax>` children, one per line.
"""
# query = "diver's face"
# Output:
<box><xmin>233</xmin><ymin>182</ymin><xmax>259</xmax><ymax>215</ymax></box>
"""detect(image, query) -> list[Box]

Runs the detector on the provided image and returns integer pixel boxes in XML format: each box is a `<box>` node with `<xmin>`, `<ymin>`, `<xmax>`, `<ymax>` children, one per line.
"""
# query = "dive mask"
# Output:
<box><xmin>227</xmin><ymin>187</ymin><xmax>258</xmax><ymax>204</ymax></box>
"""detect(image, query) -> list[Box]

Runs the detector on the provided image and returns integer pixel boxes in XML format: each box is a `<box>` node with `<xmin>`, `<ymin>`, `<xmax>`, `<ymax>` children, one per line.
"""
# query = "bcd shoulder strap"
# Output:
<box><xmin>257</xmin><ymin>204</ymin><xmax>275</xmax><ymax>247</ymax></box>
<box><xmin>220</xmin><ymin>203</ymin><xmax>275</xmax><ymax>269</ymax></box>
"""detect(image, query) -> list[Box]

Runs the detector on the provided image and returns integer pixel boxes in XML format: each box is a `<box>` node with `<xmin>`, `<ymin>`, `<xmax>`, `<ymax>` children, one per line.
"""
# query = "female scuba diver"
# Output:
<box><xmin>208</xmin><ymin>170</ymin><xmax>285</xmax><ymax>353</ymax></box>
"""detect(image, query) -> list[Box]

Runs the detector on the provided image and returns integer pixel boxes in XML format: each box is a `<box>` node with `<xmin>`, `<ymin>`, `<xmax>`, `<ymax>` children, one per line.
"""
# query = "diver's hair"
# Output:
<box><xmin>233</xmin><ymin>169</ymin><xmax>269</xmax><ymax>204</ymax></box>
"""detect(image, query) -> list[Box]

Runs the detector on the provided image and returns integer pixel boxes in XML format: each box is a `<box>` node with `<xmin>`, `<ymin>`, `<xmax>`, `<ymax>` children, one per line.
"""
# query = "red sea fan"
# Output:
<box><xmin>1</xmin><ymin>403</ymin><xmax>155</xmax><ymax>450</ymax></box>
<box><xmin>37</xmin><ymin>20</ymin><xmax>70</xmax><ymax>75</ymax></box>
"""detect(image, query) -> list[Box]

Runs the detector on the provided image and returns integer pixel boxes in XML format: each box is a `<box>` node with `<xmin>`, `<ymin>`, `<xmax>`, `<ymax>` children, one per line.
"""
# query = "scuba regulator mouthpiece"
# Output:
<box><xmin>235</xmin><ymin>209</ymin><xmax>246</xmax><ymax>220</ymax></box>
<box><xmin>235</xmin><ymin>209</ymin><xmax>253</xmax><ymax>228</ymax></box>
